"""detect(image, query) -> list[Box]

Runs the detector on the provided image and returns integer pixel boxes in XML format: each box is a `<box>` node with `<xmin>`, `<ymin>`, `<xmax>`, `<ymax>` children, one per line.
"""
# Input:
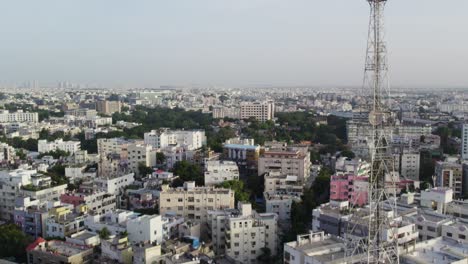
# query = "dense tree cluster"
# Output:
<box><xmin>0</xmin><ymin>224</ymin><xmax>33</xmax><ymax>262</ymax></box>
<box><xmin>171</xmin><ymin>160</ymin><xmax>204</xmax><ymax>186</ymax></box>
<box><xmin>288</xmin><ymin>168</ymin><xmax>332</xmax><ymax>241</ymax></box>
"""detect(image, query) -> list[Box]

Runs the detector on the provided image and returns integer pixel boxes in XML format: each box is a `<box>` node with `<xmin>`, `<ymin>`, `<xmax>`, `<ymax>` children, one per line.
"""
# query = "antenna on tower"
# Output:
<box><xmin>345</xmin><ymin>0</ymin><xmax>399</xmax><ymax>263</ymax></box>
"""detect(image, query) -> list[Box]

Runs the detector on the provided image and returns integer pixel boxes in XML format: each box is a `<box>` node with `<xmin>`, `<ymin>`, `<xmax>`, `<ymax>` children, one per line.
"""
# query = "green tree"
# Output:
<box><xmin>16</xmin><ymin>149</ymin><xmax>27</xmax><ymax>160</ymax></box>
<box><xmin>218</xmin><ymin>180</ymin><xmax>250</xmax><ymax>203</ymax></box>
<box><xmin>0</xmin><ymin>224</ymin><xmax>33</xmax><ymax>262</ymax></box>
<box><xmin>138</xmin><ymin>162</ymin><xmax>153</xmax><ymax>177</ymax></box>
<box><xmin>172</xmin><ymin>160</ymin><xmax>203</xmax><ymax>186</ymax></box>
<box><xmin>257</xmin><ymin>247</ymin><xmax>274</xmax><ymax>263</ymax></box>
<box><xmin>156</xmin><ymin>152</ymin><xmax>166</xmax><ymax>166</ymax></box>
<box><xmin>99</xmin><ymin>227</ymin><xmax>110</xmax><ymax>240</ymax></box>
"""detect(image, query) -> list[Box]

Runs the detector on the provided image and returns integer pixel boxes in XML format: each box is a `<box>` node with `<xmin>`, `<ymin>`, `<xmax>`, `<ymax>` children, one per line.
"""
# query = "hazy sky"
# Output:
<box><xmin>1</xmin><ymin>0</ymin><xmax>467</xmax><ymax>88</ymax></box>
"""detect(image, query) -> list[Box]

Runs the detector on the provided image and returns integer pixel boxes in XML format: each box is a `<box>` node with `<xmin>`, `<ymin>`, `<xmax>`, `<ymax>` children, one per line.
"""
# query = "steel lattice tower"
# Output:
<box><xmin>345</xmin><ymin>0</ymin><xmax>399</xmax><ymax>263</ymax></box>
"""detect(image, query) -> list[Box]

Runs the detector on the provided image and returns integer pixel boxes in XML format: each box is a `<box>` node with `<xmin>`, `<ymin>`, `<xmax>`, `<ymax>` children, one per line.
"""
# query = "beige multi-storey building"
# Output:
<box><xmin>258</xmin><ymin>147</ymin><xmax>311</xmax><ymax>183</ymax></box>
<box><xmin>240</xmin><ymin>101</ymin><xmax>275</xmax><ymax>121</ymax></box>
<box><xmin>127</xmin><ymin>143</ymin><xmax>157</xmax><ymax>174</ymax></box>
<box><xmin>208</xmin><ymin>202</ymin><xmax>278</xmax><ymax>264</ymax></box>
<box><xmin>97</xmin><ymin>138</ymin><xmax>131</xmax><ymax>158</ymax></box>
<box><xmin>159</xmin><ymin>182</ymin><xmax>235</xmax><ymax>224</ymax></box>
<box><xmin>96</xmin><ymin>100</ymin><xmax>121</xmax><ymax>115</ymax></box>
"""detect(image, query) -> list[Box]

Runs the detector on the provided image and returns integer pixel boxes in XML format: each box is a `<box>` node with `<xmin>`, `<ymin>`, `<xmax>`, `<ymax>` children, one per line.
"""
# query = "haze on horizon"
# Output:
<box><xmin>0</xmin><ymin>0</ymin><xmax>467</xmax><ymax>89</ymax></box>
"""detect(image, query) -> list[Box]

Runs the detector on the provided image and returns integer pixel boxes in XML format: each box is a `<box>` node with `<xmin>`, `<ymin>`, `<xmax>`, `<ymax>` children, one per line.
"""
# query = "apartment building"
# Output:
<box><xmin>258</xmin><ymin>148</ymin><xmax>311</xmax><ymax>183</ymax></box>
<box><xmin>400</xmin><ymin>152</ymin><xmax>420</xmax><ymax>181</ymax></box>
<box><xmin>0</xmin><ymin>110</ymin><xmax>38</xmax><ymax>123</ymax></box>
<box><xmin>239</xmin><ymin>101</ymin><xmax>275</xmax><ymax>121</ymax></box>
<box><xmin>60</xmin><ymin>187</ymin><xmax>116</xmax><ymax>215</ymax></box>
<box><xmin>0</xmin><ymin>169</ymin><xmax>51</xmax><ymax>221</ymax></box>
<box><xmin>223</xmin><ymin>143</ymin><xmax>260</xmax><ymax>176</ymax></box>
<box><xmin>45</xmin><ymin>206</ymin><xmax>86</xmax><ymax>238</ymax></box>
<box><xmin>263</xmin><ymin>172</ymin><xmax>303</xmax><ymax>196</ymax></box>
<box><xmin>212</xmin><ymin>106</ymin><xmax>241</xmax><ymax>119</ymax></box>
<box><xmin>97</xmin><ymin>137</ymin><xmax>131</xmax><ymax>157</ymax></box>
<box><xmin>38</xmin><ymin>138</ymin><xmax>81</xmax><ymax>154</ymax></box>
<box><xmin>26</xmin><ymin>238</ymin><xmax>94</xmax><ymax>264</ymax></box>
<box><xmin>208</xmin><ymin>202</ymin><xmax>278</xmax><ymax>264</ymax></box>
<box><xmin>65</xmin><ymin>108</ymin><xmax>97</xmax><ymax>118</ymax></box>
<box><xmin>14</xmin><ymin>198</ymin><xmax>50</xmax><ymax>239</ymax></box>
<box><xmin>204</xmin><ymin>160</ymin><xmax>239</xmax><ymax>186</ymax></box>
<box><xmin>96</xmin><ymin>100</ymin><xmax>121</xmax><ymax>115</ymax></box>
<box><xmin>94</xmin><ymin>172</ymin><xmax>135</xmax><ymax>195</ymax></box>
<box><xmin>144</xmin><ymin>128</ymin><xmax>206</xmax><ymax>150</ymax></box>
<box><xmin>264</xmin><ymin>192</ymin><xmax>301</xmax><ymax>223</ymax></box>
<box><xmin>160</xmin><ymin>145</ymin><xmax>197</xmax><ymax>169</ymax></box>
<box><xmin>463</xmin><ymin>124</ymin><xmax>468</xmax><ymax>160</ymax></box>
<box><xmin>159</xmin><ymin>182</ymin><xmax>235</xmax><ymax>224</ymax></box>
<box><xmin>330</xmin><ymin>173</ymin><xmax>369</xmax><ymax>207</ymax></box>
<box><xmin>284</xmin><ymin>231</ymin><xmax>348</xmax><ymax>264</ymax></box>
<box><xmin>127</xmin><ymin>214</ymin><xmax>164</xmax><ymax>245</ymax></box>
<box><xmin>85</xmin><ymin>209</ymin><xmax>138</xmax><ymax>235</ymax></box>
<box><xmin>435</xmin><ymin>161</ymin><xmax>463</xmax><ymax>198</ymax></box>
<box><xmin>0</xmin><ymin>142</ymin><xmax>15</xmax><ymax>163</ymax></box>
<box><xmin>127</xmin><ymin>143</ymin><xmax>157</xmax><ymax>174</ymax></box>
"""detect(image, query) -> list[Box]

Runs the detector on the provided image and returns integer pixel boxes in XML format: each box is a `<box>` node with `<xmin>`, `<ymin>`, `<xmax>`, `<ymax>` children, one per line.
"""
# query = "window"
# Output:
<box><xmin>446</xmin><ymin>232</ymin><xmax>452</xmax><ymax>237</ymax></box>
<box><xmin>459</xmin><ymin>234</ymin><xmax>466</xmax><ymax>240</ymax></box>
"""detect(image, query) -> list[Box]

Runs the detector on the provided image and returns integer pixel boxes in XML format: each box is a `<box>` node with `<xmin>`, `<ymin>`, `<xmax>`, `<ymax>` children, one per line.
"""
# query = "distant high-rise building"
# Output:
<box><xmin>462</xmin><ymin>124</ymin><xmax>468</xmax><ymax>160</ymax></box>
<box><xmin>239</xmin><ymin>101</ymin><xmax>275</xmax><ymax>121</ymax></box>
<box><xmin>96</xmin><ymin>100</ymin><xmax>121</xmax><ymax>115</ymax></box>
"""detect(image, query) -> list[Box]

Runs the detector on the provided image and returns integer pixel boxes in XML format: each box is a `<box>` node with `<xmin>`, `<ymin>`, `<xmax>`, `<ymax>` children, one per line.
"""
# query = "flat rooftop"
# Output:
<box><xmin>45</xmin><ymin>240</ymin><xmax>91</xmax><ymax>257</ymax></box>
<box><xmin>401</xmin><ymin>237</ymin><xmax>468</xmax><ymax>264</ymax></box>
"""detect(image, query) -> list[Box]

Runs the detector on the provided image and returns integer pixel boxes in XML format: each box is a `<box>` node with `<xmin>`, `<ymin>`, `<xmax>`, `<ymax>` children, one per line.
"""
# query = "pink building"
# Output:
<box><xmin>330</xmin><ymin>174</ymin><xmax>368</xmax><ymax>207</ymax></box>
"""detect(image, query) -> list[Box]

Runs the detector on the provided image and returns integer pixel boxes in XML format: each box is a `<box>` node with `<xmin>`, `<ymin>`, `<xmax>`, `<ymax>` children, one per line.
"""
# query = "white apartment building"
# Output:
<box><xmin>0</xmin><ymin>169</ymin><xmax>45</xmax><ymax>220</ymax></box>
<box><xmin>420</xmin><ymin>187</ymin><xmax>453</xmax><ymax>214</ymax></box>
<box><xmin>0</xmin><ymin>142</ymin><xmax>15</xmax><ymax>162</ymax></box>
<box><xmin>127</xmin><ymin>143</ymin><xmax>157</xmax><ymax>174</ymax></box>
<box><xmin>159</xmin><ymin>182</ymin><xmax>235</xmax><ymax>224</ymax></box>
<box><xmin>127</xmin><ymin>214</ymin><xmax>163</xmax><ymax>245</ymax></box>
<box><xmin>204</xmin><ymin>160</ymin><xmax>239</xmax><ymax>186</ymax></box>
<box><xmin>462</xmin><ymin>124</ymin><xmax>468</xmax><ymax>160</ymax></box>
<box><xmin>239</xmin><ymin>101</ymin><xmax>275</xmax><ymax>122</ymax></box>
<box><xmin>264</xmin><ymin>172</ymin><xmax>303</xmax><ymax>196</ymax></box>
<box><xmin>85</xmin><ymin>209</ymin><xmax>138</xmax><ymax>235</ymax></box>
<box><xmin>46</xmin><ymin>208</ymin><xmax>86</xmax><ymax>238</ymax></box>
<box><xmin>264</xmin><ymin>192</ymin><xmax>301</xmax><ymax>223</ymax></box>
<box><xmin>94</xmin><ymin>173</ymin><xmax>135</xmax><ymax>195</ymax></box>
<box><xmin>212</xmin><ymin>106</ymin><xmax>241</xmax><ymax>119</ymax></box>
<box><xmin>22</xmin><ymin>183</ymin><xmax>67</xmax><ymax>205</ymax></box>
<box><xmin>0</xmin><ymin>110</ymin><xmax>39</xmax><ymax>123</ymax></box>
<box><xmin>400</xmin><ymin>152</ymin><xmax>420</xmax><ymax>181</ymax></box>
<box><xmin>441</xmin><ymin>221</ymin><xmax>468</xmax><ymax>243</ymax></box>
<box><xmin>144</xmin><ymin>129</ymin><xmax>206</xmax><ymax>150</ymax></box>
<box><xmin>38</xmin><ymin>139</ymin><xmax>81</xmax><ymax>154</ymax></box>
<box><xmin>160</xmin><ymin>145</ymin><xmax>197</xmax><ymax>170</ymax></box>
<box><xmin>60</xmin><ymin>189</ymin><xmax>117</xmax><ymax>215</ymax></box>
<box><xmin>208</xmin><ymin>202</ymin><xmax>278</xmax><ymax>264</ymax></box>
<box><xmin>284</xmin><ymin>231</ymin><xmax>348</xmax><ymax>264</ymax></box>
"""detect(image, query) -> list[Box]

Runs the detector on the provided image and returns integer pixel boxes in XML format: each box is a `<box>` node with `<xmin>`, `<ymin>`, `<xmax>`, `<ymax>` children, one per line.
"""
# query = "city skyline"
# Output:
<box><xmin>1</xmin><ymin>0</ymin><xmax>467</xmax><ymax>88</ymax></box>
